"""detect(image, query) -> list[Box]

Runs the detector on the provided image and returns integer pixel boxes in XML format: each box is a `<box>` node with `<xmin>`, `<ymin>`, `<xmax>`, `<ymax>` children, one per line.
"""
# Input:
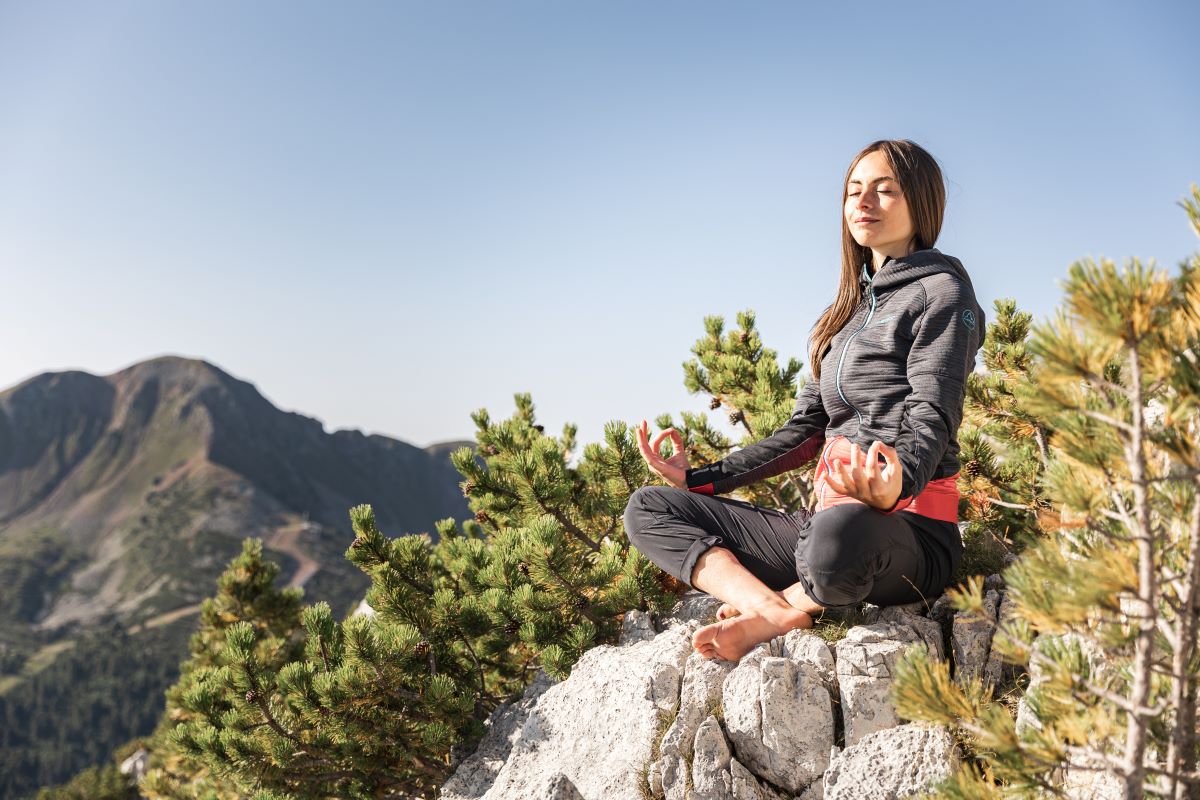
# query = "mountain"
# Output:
<box><xmin>0</xmin><ymin>355</ymin><xmax>474</xmax><ymax>633</ymax></box>
<box><xmin>0</xmin><ymin>355</ymin><xmax>477</xmax><ymax>797</ymax></box>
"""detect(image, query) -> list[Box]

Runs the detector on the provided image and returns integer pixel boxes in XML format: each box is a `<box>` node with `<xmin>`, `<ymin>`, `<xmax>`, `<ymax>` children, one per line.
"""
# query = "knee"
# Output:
<box><xmin>800</xmin><ymin>505</ymin><xmax>873</xmax><ymax>575</ymax></box>
<box><xmin>622</xmin><ymin>485</ymin><xmax>681</xmax><ymax>544</ymax></box>
<box><xmin>623</xmin><ymin>486</ymin><xmax>661</xmax><ymax>543</ymax></box>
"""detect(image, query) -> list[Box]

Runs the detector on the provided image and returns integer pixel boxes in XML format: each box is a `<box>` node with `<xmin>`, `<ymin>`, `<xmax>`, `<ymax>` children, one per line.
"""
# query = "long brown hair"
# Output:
<box><xmin>808</xmin><ymin>139</ymin><xmax>947</xmax><ymax>381</ymax></box>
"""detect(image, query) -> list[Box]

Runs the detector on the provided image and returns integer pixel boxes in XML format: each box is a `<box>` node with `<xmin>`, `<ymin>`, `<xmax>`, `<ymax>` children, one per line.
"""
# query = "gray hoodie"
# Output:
<box><xmin>685</xmin><ymin>247</ymin><xmax>986</xmax><ymax>510</ymax></box>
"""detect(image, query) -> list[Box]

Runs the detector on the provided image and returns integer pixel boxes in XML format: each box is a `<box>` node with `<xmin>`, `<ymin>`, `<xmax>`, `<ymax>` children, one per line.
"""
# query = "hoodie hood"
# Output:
<box><xmin>859</xmin><ymin>247</ymin><xmax>977</xmax><ymax>296</ymax></box>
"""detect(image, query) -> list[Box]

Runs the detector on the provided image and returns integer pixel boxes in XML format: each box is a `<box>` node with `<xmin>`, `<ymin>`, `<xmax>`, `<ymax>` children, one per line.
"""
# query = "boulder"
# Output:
<box><xmin>823</xmin><ymin>723</ymin><xmax>959</xmax><ymax>799</ymax></box>
<box><xmin>441</xmin><ymin>623</ymin><xmax>693</xmax><ymax>800</ymax></box>
<box><xmin>721</xmin><ymin>633</ymin><xmax>836</xmax><ymax>794</ymax></box>
<box><xmin>834</xmin><ymin>621</ymin><xmax>926</xmax><ymax>746</ymax></box>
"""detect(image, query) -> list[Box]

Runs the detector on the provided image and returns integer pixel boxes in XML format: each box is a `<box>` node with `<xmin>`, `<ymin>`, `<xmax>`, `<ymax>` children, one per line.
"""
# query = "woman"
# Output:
<box><xmin>623</xmin><ymin>139</ymin><xmax>986</xmax><ymax>662</ymax></box>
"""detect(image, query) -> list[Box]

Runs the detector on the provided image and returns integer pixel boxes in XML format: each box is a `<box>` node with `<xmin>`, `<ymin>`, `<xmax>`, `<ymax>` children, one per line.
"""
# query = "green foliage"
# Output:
<box><xmin>676</xmin><ymin>309</ymin><xmax>820</xmax><ymax>511</ymax></box>
<box><xmin>0</xmin><ymin>526</ymin><xmax>87</xmax><ymax>627</ymax></box>
<box><xmin>140</xmin><ymin>537</ymin><xmax>306</xmax><ymax>800</ymax></box>
<box><xmin>35</xmin><ymin>762</ymin><xmax>138</xmax><ymax>800</ymax></box>
<box><xmin>893</xmin><ymin>184</ymin><xmax>1200</xmax><ymax>796</ymax></box>
<box><xmin>0</xmin><ymin>622</ymin><xmax>190</xmax><ymax>800</ymax></box>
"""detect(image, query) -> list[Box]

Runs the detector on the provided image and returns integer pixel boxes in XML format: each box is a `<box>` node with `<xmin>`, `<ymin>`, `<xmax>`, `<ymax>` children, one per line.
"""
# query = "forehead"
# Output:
<box><xmin>847</xmin><ymin>151</ymin><xmax>896</xmax><ymax>184</ymax></box>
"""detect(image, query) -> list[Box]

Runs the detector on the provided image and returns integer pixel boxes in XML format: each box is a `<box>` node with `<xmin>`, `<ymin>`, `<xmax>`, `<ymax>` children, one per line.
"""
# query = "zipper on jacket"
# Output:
<box><xmin>834</xmin><ymin>261</ymin><xmax>878</xmax><ymax>431</ymax></box>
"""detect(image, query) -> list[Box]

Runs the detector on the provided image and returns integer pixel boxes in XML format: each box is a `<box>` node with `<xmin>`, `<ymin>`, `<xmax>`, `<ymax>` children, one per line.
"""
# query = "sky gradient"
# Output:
<box><xmin>2</xmin><ymin>0</ymin><xmax>1198</xmax><ymax>453</ymax></box>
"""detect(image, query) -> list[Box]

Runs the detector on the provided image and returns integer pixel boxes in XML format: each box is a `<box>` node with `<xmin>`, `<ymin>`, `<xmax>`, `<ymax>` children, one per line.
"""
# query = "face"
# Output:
<box><xmin>844</xmin><ymin>150</ymin><xmax>916</xmax><ymax>261</ymax></box>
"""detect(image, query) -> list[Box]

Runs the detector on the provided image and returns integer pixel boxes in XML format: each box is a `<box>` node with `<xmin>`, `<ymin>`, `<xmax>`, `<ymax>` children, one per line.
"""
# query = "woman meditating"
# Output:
<box><xmin>623</xmin><ymin>138</ymin><xmax>986</xmax><ymax>662</ymax></box>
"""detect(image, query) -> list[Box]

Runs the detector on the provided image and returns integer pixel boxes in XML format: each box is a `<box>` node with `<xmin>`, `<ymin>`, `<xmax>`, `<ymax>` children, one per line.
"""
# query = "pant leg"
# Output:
<box><xmin>793</xmin><ymin>503</ymin><xmax>936</xmax><ymax>610</ymax></box>
<box><xmin>622</xmin><ymin>486</ymin><xmax>809</xmax><ymax>591</ymax></box>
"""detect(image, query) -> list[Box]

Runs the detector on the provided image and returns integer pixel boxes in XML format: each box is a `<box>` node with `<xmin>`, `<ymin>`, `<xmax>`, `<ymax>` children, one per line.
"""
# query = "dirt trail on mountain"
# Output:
<box><xmin>268</xmin><ymin>519</ymin><xmax>321</xmax><ymax>589</ymax></box>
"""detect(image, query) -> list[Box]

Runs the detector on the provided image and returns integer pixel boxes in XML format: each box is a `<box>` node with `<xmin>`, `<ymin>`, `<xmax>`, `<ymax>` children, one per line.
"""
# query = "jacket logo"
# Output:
<box><xmin>961</xmin><ymin>309</ymin><xmax>977</xmax><ymax>331</ymax></box>
<box><xmin>872</xmin><ymin>315</ymin><xmax>896</xmax><ymax>326</ymax></box>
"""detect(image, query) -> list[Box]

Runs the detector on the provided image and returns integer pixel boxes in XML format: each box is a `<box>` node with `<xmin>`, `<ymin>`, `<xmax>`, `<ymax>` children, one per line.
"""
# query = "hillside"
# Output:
<box><xmin>0</xmin><ymin>355</ymin><xmax>476</xmax><ymax>797</ymax></box>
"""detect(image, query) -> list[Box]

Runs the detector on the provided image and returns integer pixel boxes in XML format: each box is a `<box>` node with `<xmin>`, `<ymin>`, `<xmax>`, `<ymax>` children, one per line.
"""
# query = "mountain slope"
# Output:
<box><xmin>0</xmin><ymin>355</ymin><xmax>474</xmax><ymax>632</ymax></box>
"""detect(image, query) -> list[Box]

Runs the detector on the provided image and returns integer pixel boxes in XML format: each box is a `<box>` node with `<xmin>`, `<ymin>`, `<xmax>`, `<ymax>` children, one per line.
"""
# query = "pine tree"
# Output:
<box><xmin>892</xmin><ymin>183</ymin><xmax>1200</xmax><ymax>798</ymax></box>
<box><xmin>140</xmin><ymin>537</ymin><xmax>305</xmax><ymax>800</ymax></box>
<box><xmin>954</xmin><ymin>297</ymin><xmax>1056</xmax><ymax>577</ymax></box>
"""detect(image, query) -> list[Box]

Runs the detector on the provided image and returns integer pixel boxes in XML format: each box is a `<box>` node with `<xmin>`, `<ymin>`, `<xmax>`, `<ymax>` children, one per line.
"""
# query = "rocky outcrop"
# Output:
<box><xmin>822</xmin><ymin>723</ymin><xmax>959</xmax><ymax>799</ymax></box>
<box><xmin>444</xmin><ymin>574</ymin><xmax>1028</xmax><ymax>800</ymax></box>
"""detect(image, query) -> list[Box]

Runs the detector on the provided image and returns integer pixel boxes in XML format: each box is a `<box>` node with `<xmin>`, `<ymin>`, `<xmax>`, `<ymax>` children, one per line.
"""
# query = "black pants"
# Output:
<box><xmin>623</xmin><ymin>486</ymin><xmax>959</xmax><ymax>610</ymax></box>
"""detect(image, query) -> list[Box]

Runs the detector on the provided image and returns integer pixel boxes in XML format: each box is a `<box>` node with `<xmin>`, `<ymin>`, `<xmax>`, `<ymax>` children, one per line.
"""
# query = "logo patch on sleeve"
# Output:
<box><xmin>961</xmin><ymin>308</ymin><xmax>977</xmax><ymax>331</ymax></box>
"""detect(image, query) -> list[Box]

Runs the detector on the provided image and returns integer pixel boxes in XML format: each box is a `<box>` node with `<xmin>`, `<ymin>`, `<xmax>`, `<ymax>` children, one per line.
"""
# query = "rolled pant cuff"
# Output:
<box><xmin>678</xmin><ymin>535</ymin><xmax>724</xmax><ymax>589</ymax></box>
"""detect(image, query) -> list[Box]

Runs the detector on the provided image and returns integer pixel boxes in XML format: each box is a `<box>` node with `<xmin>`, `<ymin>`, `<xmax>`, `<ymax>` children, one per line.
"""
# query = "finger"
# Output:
<box><xmin>865</xmin><ymin>441</ymin><xmax>882</xmax><ymax>482</ymax></box>
<box><xmin>849</xmin><ymin>442</ymin><xmax>860</xmax><ymax>473</ymax></box>
<box><xmin>650</xmin><ymin>428</ymin><xmax>674</xmax><ymax>457</ymax></box>
<box><xmin>823</xmin><ymin>466</ymin><xmax>846</xmax><ymax>492</ymax></box>
<box><xmin>834</xmin><ymin>460</ymin><xmax>859</xmax><ymax>499</ymax></box>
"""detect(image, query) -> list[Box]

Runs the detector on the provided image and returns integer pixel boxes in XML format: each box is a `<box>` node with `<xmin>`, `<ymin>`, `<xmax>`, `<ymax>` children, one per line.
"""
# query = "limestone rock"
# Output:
<box><xmin>621</xmin><ymin>608</ymin><xmax>658</xmax><ymax>645</ymax></box>
<box><xmin>441</xmin><ymin>624</ymin><xmax>693</xmax><ymax>800</ymax></box>
<box><xmin>541</xmin><ymin>773</ymin><xmax>585</xmax><ymax>800</ymax></box>
<box><xmin>730</xmin><ymin>757</ymin><xmax>791</xmax><ymax>800</ymax></box>
<box><xmin>656</xmin><ymin>590</ymin><xmax>724</xmax><ymax>631</ymax></box>
<box><xmin>823</xmin><ymin>723</ymin><xmax>959</xmax><ymax>799</ymax></box>
<box><xmin>722</xmin><ymin>634</ymin><xmax>835</xmax><ymax>794</ymax></box>
<box><xmin>655</xmin><ymin>650</ymin><xmax>736</xmax><ymax>800</ymax></box>
<box><xmin>690</xmin><ymin>714</ymin><xmax>734</xmax><ymax>799</ymax></box>
<box><xmin>443</xmin><ymin>668</ymin><xmax>558</xmax><ymax>788</ymax></box>
<box><xmin>834</xmin><ymin>621</ymin><xmax>925</xmax><ymax>746</ymax></box>
<box><xmin>862</xmin><ymin>604</ymin><xmax>944</xmax><ymax>660</ymax></box>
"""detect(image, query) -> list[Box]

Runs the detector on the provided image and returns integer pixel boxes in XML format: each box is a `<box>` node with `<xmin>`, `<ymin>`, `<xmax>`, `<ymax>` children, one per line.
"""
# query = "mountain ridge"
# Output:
<box><xmin>0</xmin><ymin>354</ymin><xmax>476</xmax><ymax>633</ymax></box>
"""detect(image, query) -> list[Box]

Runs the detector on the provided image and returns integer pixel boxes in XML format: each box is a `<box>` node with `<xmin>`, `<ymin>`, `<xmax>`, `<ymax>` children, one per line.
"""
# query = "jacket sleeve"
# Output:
<box><xmin>880</xmin><ymin>276</ymin><xmax>984</xmax><ymax>515</ymax></box>
<box><xmin>685</xmin><ymin>376</ymin><xmax>828</xmax><ymax>495</ymax></box>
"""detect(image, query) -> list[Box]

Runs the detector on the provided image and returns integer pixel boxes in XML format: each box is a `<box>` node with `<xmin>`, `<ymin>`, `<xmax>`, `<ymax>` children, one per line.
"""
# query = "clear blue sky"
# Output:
<box><xmin>2</xmin><ymin>1</ymin><xmax>1198</xmax><ymax>451</ymax></box>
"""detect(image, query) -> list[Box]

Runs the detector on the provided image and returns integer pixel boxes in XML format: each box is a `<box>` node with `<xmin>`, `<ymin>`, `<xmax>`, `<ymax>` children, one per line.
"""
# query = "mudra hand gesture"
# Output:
<box><xmin>822</xmin><ymin>440</ymin><xmax>904</xmax><ymax>511</ymax></box>
<box><xmin>633</xmin><ymin>419</ymin><xmax>690</xmax><ymax>489</ymax></box>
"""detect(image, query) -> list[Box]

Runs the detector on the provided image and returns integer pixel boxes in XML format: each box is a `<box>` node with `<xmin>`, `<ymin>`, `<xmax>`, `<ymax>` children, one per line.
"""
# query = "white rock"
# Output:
<box><xmin>690</xmin><ymin>714</ymin><xmax>734</xmax><ymax>799</ymax></box>
<box><xmin>441</xmin><ymin>624</ymin><xmax>693</xmax><ymax>800</ymax></box>
<box><xmin>823</xmin><ymin>723</ymin><xmax>959</xmax><ymax>799</ymax></box>
<box><xmin>722</xmin><ymin>637</ymin><xmax>834</xmax><ymax>794</ymax></box>
<box><xmin>657</xmin><ymin>650</ymin><xmax>737</xmax><ymax>800</ymax></box>
<box><xmin>621</xmin><ymin>608</ymin><xmax>658</xmax><ymax>645</ymax></box>
<box><xmin>834</xmin><ymin>622</ymin><xmax>925</xmax><ymax>746</ymax></box>
<box><xmin>862</xmin><ymin>605</ymin><xmax>945</xmax><ymax>661</ymax></box>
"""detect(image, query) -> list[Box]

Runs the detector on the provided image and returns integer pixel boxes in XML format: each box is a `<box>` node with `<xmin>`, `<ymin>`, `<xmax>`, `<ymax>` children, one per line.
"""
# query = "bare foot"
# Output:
<box><xmin>692</xmin><ymin>606</ymin><xmax>812</xmax><ymax>661</ymax></box>
<box><xmin>716</xmin><ymin>590</ymin><xmax>788</xmax><ymax>620</ymax></box>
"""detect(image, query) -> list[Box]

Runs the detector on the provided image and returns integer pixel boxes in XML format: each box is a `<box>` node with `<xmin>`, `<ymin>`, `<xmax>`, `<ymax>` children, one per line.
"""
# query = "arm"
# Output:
<box><xmin>880</xmin><ymin>276</ymin><xmax>985</xmax><ymax>514</ymax></box>
<box><xmin>685</xmin><ymin>376</ymin><xmax>828</xmax><ymax>495</ymax></box>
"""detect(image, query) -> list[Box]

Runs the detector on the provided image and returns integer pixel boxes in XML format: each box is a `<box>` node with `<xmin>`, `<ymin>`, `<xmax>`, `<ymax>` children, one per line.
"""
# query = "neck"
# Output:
<box><xmin>870</xmin><ymin>243</ymin><xmax>917</xmax><ymax>273</ymax></box>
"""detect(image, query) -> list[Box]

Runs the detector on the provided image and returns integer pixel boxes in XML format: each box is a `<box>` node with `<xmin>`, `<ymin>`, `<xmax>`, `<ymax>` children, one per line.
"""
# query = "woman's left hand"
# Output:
<box><xmin>823</xmin><ymin>440</ymin><xmax>904</xmax><ymax>511</ymax></box>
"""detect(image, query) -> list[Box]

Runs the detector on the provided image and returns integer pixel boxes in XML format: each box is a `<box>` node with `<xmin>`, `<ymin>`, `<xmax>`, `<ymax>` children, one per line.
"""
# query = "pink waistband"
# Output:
<box><xmin>814</xmin><ymin>435</ymin><xmax>959</xmax><ymax>523</ymax></box>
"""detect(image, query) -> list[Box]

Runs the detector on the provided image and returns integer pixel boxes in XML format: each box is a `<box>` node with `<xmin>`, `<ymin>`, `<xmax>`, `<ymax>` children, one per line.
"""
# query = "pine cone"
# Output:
<box><xmin>414</xmin><ymin>640</ymin><xmax>430</xmax><ymax>657</ymax></box>
<box><xmin>517</xmin><ymin>560</ymin><xmax>530</xmax><ymax>576</ymax></box>
<box><xmin>463</xmin><ymin>480</ymin><xmax>476</xmax><ymax>495</ymax></box>
<box><xmin>351</xmin><ymin>535</ymin><xmax>367</xmax><ymax>548</ymax></box>
<box><xmin>245</xmin><ymin>690</ymin><xmax>257</xmax><ymax>704</ymax></box>
<box><xmin>504</xmin><ymin>619</ymin><xmax>521</xmax><ymax>636</ymax></box>
<box><xmin>574</xmin><ymin>596</ymin><xmax>589</xmax><ymax>611</ymax></box>
<box><xmin>475</xmin><ymin>511</ymin><xmax>491</xmax><ymax>525</ymax></box>
<box><xmin>739</xmin><ymin>330</ymin><xmax>750</xmax><ymax>344</ymax></box>
<box><xmin>962</xmin><ymin>459</ymin><xmax>981</xmax><ymax>478</ymax></box>
<box><xmin>533</xmin><ymin>424</ymin><xmax>545</xmax><ymax>434</ymax></box>
<box><xmin>481</xmin><ymin>444</ymin><xmax>499</xmax><ymax>456</ymax></box>
<box><xmin>709</xmin><ymin>396</ymin><xmax>722</xmax><ymax>410</ymax></box>
<box><xmin>728</xmin><ymin>409</ymin><xmax>745</xmax><ymax>426</ymax></box>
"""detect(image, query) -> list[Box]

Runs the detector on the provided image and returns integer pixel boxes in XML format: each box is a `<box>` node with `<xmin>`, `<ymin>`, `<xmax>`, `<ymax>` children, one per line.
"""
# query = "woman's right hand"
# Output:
<box><xmin>633</xmin><ymin>419</ymin><xmax>691</xmax><ymax>490</ymax></box>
